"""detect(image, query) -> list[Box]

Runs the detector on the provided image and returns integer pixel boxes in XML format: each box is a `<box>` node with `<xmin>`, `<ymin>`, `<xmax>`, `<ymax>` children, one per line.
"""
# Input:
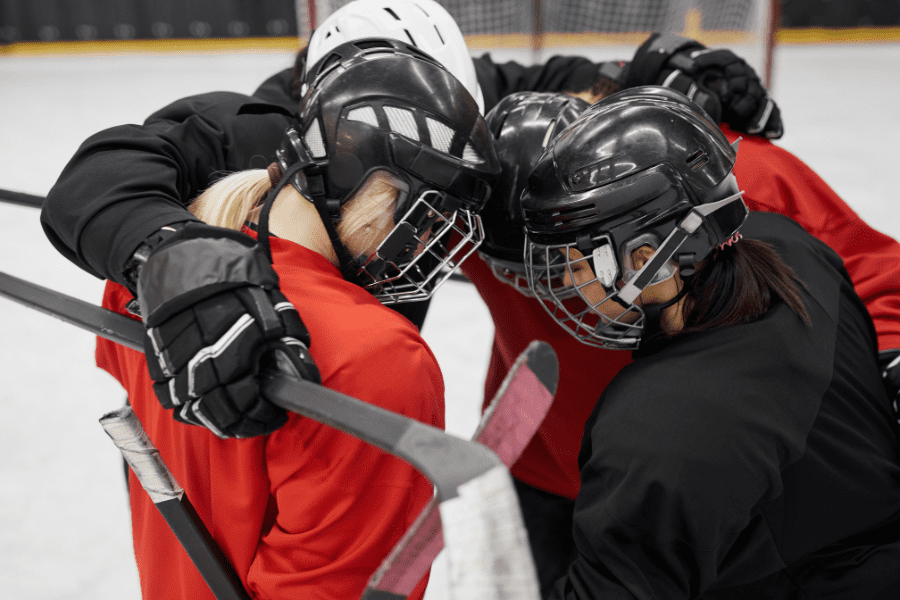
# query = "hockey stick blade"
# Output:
<box><xmin>0</xmin><ymin>270</ymin><xmax>542</xmax><ymax>599</ymax></box>
<box><xmin>0</xmin><ymin>188</ymin><xmax>45</xmax><ymax>208</ymax></box>
<box><xmin>100</xmin><ymin>406</ymin><xmax>251</xmax><ymax>600</ymax></box>
<box><xmin>363</xmin><ymin>340</ymin><xmax>558</xmax><ymax>599</ymax></box>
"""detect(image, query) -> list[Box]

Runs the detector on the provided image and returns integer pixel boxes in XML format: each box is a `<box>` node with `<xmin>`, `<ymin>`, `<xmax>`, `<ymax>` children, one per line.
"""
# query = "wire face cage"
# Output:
<box><xmin>480</xmin><ymin>247</ymin><xmax>576</xmax><ymax>300</ymax></box>
<box><xmin>524</xmin><ymin>239</ymin><xmax>647</xmax><ymax>350</ymax></box>
<box><xmin>358</xmin><ymin>190</ymin><xmax>485</xmax><ymax>303</ymax></box>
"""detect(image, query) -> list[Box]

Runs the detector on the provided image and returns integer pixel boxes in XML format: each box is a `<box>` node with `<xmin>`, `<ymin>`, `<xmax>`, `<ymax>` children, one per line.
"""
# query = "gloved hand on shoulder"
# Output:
<box><xmin>131</xmin><ymin>222</ymin><xmax>320</xmax><ymax>438</ymax></box>
<box><xmin>626</xmin><ymin>32</ymin><xmax>783</xmax><ymax>138</ymax></box>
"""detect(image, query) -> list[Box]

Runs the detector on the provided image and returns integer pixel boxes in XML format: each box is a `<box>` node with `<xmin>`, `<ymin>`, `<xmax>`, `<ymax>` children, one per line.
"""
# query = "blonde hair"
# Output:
<box><xmin>337</xmin><ymin>171</ymin><xmax>400</xmax><ymax>256</ymax></box>
<box><xmin>189</xmin><ymin>170</ymin><xmax>271</xmax><ymax>230</ymax></box>
<box><xmin>189</xmin><ymin>168</ymin><xmax>400</xmax><ymax>257</ymax></box>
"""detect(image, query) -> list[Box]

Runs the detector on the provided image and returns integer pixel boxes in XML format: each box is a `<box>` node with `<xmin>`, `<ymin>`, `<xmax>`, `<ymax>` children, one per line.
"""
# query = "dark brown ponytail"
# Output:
<box><xmin>678</xmin><ymin>239</ymin><xmax>810</xmax><ymax>335</ymax></box>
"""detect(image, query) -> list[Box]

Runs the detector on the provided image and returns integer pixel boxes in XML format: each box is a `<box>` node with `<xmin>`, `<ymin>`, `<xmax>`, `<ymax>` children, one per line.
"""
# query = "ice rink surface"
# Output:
<box><xmin>0</xmin><ymin>42</ymin><xmax>898</xmax><ymax>598</ymax></box>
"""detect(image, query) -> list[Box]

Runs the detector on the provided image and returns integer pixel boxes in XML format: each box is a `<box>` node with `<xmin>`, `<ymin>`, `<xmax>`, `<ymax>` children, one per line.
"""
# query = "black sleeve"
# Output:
<box><xmin>473</xmin><ymin>53</ymin><xmax>601</xmax><ymax>113</ymax></box>
<box><xmin>252</xmin><ymin>67</ymin><xmax>300</xmax><ymax>112</ymax></box>
<box><xmin>40</xmin><ymin>92</ymin><xmax>290</xmax><ymax>284</ymax></box>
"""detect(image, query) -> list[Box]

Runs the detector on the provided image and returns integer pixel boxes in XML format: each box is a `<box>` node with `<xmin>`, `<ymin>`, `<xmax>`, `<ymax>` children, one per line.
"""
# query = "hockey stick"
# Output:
<box><xmin>0</xmin><ymin>188</ymin><xmax>44</xmax><ymax>208</ymax></box>
<box><xmin>0</xmin><ymin>270</ymin><xmax>247</xmax><ymax>599</ymax></box>
<box><xmin>0</xmin><ymin>269</ymin><xmax>542</xmax><ymax>599</ymax></box>
<box><xmin>363</xmin><ymin>340</ymin><xmax>558</xmax><ymax>599</ymax></box>
<box><xmin>100</xmin><ymin>406</ymin><xmax>251</xmax><ymax>600</ymax></box>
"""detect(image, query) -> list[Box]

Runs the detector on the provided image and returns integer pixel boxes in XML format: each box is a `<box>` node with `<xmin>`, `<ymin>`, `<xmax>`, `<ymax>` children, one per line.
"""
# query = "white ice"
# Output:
<box><xmin>0</xmin><ymin>43</ymin><xmax>898</xmax><ymax>599</ymax></box>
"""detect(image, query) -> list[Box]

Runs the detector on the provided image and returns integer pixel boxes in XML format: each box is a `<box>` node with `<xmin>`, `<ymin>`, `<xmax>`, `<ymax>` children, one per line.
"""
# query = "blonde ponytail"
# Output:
<box><xmin>189</xmin><ymin>170</ymin><xmax>272</xmax><ymax>231</ymax></box>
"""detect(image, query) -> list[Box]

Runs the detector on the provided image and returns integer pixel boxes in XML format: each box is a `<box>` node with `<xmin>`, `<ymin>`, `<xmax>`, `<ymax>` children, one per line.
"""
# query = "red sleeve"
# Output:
<box><xmin>725</xmin><ymin>125</ymin><xmax>900</xmax><ymax>352</ymax></box>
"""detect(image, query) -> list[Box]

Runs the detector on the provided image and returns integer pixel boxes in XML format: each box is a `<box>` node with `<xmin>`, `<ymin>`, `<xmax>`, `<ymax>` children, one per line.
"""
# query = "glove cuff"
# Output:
<box><xmin>625</xmin><ymin>32</ymin><xmax>704</xmax><ymax>89</ymax></box>
<box><xmin>137</xmin><ymin>223</ymin><xmax>280</xmax><ymax>325</ymax></box>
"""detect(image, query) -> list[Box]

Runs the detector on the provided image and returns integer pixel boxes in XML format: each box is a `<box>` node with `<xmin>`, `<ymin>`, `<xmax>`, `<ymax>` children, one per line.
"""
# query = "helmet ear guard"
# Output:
<box><xmin>275</xmin><ymin>127</ymin><xmax>328</xmax><ymax>203</ymax></box>
<box><xmin>617</xmin><ymin>187</ymin><xmax>747</xmax><ymax>304</ymax></box>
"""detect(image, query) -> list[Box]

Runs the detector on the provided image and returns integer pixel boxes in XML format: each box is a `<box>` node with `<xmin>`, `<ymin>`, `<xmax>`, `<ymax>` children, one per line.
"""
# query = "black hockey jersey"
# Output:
<box><xmin>554</xmin><ymin>213</ymin><xmax>900</xmax><ymax>599</ymax></box>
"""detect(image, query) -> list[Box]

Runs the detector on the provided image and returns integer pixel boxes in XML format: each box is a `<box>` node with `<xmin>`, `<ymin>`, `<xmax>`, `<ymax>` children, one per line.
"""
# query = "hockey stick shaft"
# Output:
<box><xmin>0</xmin><ymin>271</ymin><xmax>144</xmax><ymax>349</ymax></box>
<box><xmin>100</xmin><ymin>406</ymin><xmax>250</xmax><ymax>600</ymax></box>
<box><xmin>0</xmin><ymin>269</ymin><xmax>541</xmax><ymax>599</ymax></box>
<box><xmin>0</xmin><ymin>268</ymin><xmax>500</xmax><ymax>497</ymax></box>
<box><xmin>0</xmin><ymin>271</ymin><xmax>248</xmax><ymax>599</ymax></box>
<box><xmin>0</xmin><ymin>188</ymin><xmax>44</xmax><ymax>208</ymax></box>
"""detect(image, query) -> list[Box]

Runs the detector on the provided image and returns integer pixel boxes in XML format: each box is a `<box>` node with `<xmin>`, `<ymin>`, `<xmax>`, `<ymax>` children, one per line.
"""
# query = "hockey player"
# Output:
<box><xmin>469</xmin><ymin>78</ymin><xmax>900</xmax><ymax>594</ymax></box>
<box><xmin>39</xmin><ymin>0</ymin><xmax>631</xmax><ymax>337</ymax></box>
<box><xmin>521</xmin><ymin>86</ymin><xmax>900</xmax><ymax>598</ymax></box>
<box><xmin>95</xmin><ymin>40</ymin><xmax>499</xmax><ymax>599</ymax></box>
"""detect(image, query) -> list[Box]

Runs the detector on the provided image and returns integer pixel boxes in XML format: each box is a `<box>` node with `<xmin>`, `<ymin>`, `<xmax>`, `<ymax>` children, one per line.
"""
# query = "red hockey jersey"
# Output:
<box><xmin>97</xmin><ymin>236</ymin><xmax>444</xmax><ymax>599</ymax></box>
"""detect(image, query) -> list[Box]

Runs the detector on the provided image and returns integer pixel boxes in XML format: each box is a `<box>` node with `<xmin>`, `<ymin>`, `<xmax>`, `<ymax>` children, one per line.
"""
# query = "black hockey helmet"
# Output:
<box><xmin>480</xmin><ymin>91</ymin><xmax>589</xmax><ymax>296</ymax></box>
<box><xmin>276</xmin><ymin>37</ymin><xmax>501</xmax><ymax>303</ymax></box>
<box><xmin>522</xmin><ymin>86</ymin><xmax>748</xmax><ymax>349</ymax></box>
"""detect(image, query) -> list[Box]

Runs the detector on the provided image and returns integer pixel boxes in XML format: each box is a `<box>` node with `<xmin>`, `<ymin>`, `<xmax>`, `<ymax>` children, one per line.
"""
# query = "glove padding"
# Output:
<box><xmin>137</xmin><ymin>222</ymin><xmax>320</xmax><ymax>438</ymax></box>
<box><xmin>627</xmin><ymin>33</ymin><xmax>783</xmax><ymax>139</ymax></box>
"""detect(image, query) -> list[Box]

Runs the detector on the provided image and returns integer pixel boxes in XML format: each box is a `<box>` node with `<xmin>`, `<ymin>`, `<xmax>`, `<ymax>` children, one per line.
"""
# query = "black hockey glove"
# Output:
<box><xmin>626</xmin><ymin>32</ymin><xmax>783</xmax><ymax>139</ymax></box>
<box><xmin>880</xmin><ymin>349</ymin><xmax>900</xmax><ymax>423</ymax></box>
<box><xmin>134</xmin><ymin>222</ymin><xmax>320</xmax><ymax>438</ymax></box>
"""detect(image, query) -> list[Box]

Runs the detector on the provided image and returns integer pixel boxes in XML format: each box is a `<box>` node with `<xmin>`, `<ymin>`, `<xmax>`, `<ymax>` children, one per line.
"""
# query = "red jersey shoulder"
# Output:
<box><xmin>271</xmin><ymin>242</ymin><xmax>445</xmax><ymax>428</ymax></box>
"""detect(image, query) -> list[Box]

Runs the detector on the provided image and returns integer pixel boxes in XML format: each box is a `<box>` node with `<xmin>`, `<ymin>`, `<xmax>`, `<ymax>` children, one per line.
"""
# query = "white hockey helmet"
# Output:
<box><xmin>304</xmin><ymin>0</ymin><xmax>484</xmax><ymax>113</ymax></box>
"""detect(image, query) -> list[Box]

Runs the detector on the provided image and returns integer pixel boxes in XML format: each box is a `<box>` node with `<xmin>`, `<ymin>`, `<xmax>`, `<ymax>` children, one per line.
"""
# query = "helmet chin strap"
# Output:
<box><xmin>257</xmin><ymin>161</ymin><xmax>305</xmax><ymax>263</ymax></box>
<box><xmin>257</xmin><ymin>161</ymin><xmax>370</xmax><ymax>287</ymax></box>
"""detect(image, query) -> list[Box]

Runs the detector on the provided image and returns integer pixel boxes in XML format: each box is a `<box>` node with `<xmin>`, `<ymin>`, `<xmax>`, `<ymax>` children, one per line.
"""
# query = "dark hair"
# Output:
<box><xmin>589</xmin><ymin>74</ymin><xmax>621</xmax><ymax>102</ymax></box>
<box><xmin>678</xmin><ymin>239</ymin><xmax>810</xmax><ymax>335</ymax></box>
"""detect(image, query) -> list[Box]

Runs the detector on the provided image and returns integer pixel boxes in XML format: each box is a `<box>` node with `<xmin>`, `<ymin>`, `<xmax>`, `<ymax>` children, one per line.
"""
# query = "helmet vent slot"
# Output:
<box><xmin>385</xmin><ymin>107</ymin><xmax>420</xmax><ymax>141</ymax></box>
<box><xmin>304</xmin><ymin>119</ymin><xmax>327</xmax><ymax>158</ymax></box>
<box><xmin>427</xmin><ymin>118</ymin><xmax>454</xmax><ymax>153</ymax></box>
<box><xmin>354</xmin><ymin>39</ymin><xmax>395</xmax><ymax>50</ymax></box>
<box><xmin>384</xmin><ymin>8</ymin><xmax>401</xmax><ymax>20</ymax></box>
<box><xmin>316</xmin><ymin>53</ymin><xmax>342</xmax><ymax>77</ymax></box>
<box><xmin>686</xmin><ymin>150</ymin><xmax>709</xmax><ymax>170</ymax></box>
<box><xmin>347</xmin><ymin>106</ymin><xmax>379</xmax><ymax>128</ymax></box>
<box><xmin>463</xmin><ymin>143</ymin><xmax>482</xmax><ymax>163</ymax></box>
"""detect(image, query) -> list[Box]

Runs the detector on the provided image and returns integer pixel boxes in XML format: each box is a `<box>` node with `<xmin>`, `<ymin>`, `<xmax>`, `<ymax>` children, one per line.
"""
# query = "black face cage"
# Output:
<box><xmin>525</xmin><ymin>239</ymin><xmax>646</xmax><ymax>349</ymax></box>
<box><xmin>355</xmin><ymin>190</ymin><xmax>485</xmax><ymax>304</ymax></box>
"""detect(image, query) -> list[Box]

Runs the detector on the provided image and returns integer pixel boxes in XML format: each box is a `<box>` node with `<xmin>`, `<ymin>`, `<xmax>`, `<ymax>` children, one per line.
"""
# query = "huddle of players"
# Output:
<box><xmin>42</xmin><ymin>0</ymin><xmax>900</xmax><ymax>598</ymax></box>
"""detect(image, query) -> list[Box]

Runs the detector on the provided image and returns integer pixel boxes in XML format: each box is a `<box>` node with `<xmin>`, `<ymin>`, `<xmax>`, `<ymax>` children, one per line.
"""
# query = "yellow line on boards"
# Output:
<box><xmin>776</xmin><ymin>27</ymin><xmax>900</xmax><ymax>45</ymax></box>
<box><xmin>1</xmin><ymin>27</ymin><xmax>899</xmax><ymax>56</ymax></box>
<box><xmin>0</xmin><ymin>37</ymin><xmax>304</xmax><ymax>56</ymax></box>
